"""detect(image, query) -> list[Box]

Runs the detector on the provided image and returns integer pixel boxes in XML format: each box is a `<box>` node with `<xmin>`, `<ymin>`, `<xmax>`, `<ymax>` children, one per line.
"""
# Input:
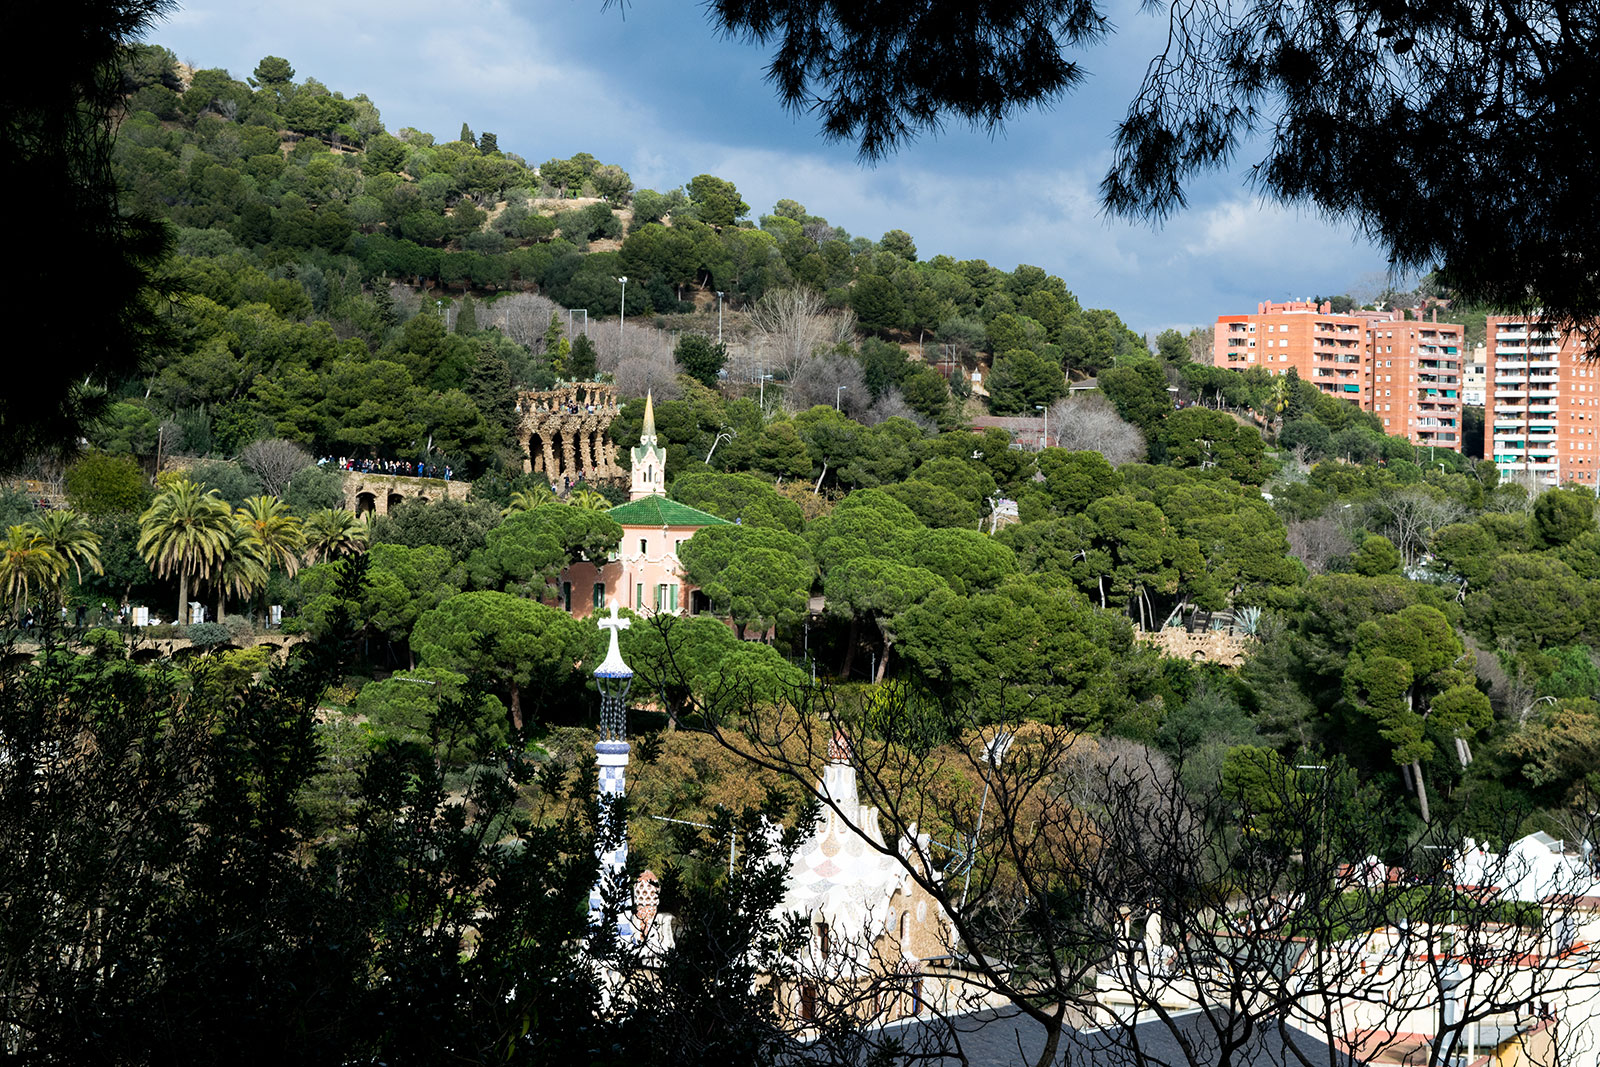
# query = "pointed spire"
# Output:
<box><xmin>630</xmin><ymin>390</ymin><xmax>668</xmax><ymax>499</ymax></box>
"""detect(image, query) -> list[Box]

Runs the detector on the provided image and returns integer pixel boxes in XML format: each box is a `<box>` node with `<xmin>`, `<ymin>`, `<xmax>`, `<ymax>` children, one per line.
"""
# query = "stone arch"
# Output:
<box><xmin>387</xmin><ymin>492</ymin><xmax>405</xmax><ymax>512</ymax></box>
<box><xmin>1191</xmin><ymin>650</ymin><xmax>1208</xmax><ymax>662</ymax></box>
<box><xmin>529</xmin><ymin>432</ymin><xmax>547</xmax><ymax>475</ymax></box>
<box><xmin>355</xmin><ymin>491</ymin><xmax>377</xmax><ymax>517</ymax></box>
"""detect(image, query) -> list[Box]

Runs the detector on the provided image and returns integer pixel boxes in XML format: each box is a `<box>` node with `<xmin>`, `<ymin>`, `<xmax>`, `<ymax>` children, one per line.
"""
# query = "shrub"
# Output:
<box><xmin>186</xmin><ymin>622</ymin><xmax>231</xmax><ymax>647</ymax></box>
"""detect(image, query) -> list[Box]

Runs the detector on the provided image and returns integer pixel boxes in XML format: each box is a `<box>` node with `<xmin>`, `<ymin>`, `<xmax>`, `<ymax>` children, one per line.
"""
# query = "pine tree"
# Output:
<box><xmin>457</xmin><ymin>295</ymin><xmax>478</xmax><ymax>335</ymax></box>
<box><xmin>542</xmin><ymin>311</ymin><xmax>564</xmax><ymax>355</ymax></box>
<box><xmin>459</xmin><ymin>122</ymin><xmax>475</xmax><ymax>147</ymax></box>
<box><xmin>466</xmin><ymin>342</ymin><xmax>516</xmax><ymax>434</ymax></box>
<box><xmin>478</xmin><ymin>131</ymin><xmax>498</xmax><ymax>154</ymax></box>
<box><xmin>371</xmin><ymin>281</ymin><xmax>396</xmax><ymax>327</ymax></box>
<box><xmin>568</xmin><ymin>335</ymin><xmax>598</xmax><ymax>381</ymax></box>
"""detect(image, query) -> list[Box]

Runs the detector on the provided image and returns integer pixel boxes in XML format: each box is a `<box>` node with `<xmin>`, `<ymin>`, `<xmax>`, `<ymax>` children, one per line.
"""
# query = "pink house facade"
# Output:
<box><xmin>562</xmin><ymin>394</ymin><xmax>727</xmax><ymax>619</ymax></box>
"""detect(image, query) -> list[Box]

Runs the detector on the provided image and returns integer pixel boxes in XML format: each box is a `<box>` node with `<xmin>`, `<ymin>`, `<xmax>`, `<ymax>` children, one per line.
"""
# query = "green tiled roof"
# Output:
<box><xmin>606</xmin><ymin>495</ymin><xmax>729</xmax><ymax>528</ymax></box>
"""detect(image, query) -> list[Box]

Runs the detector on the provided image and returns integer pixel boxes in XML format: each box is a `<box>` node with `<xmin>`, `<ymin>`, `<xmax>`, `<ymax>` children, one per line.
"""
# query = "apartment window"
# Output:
<box><xmin>592</xmin><ymin>582</ymin><xmax>605</xmax><ymax>610</ymax></box>
<box><xmin>817</xmin><ymin>921</ymin><xmax>831</xmax><ymax>958</ymax></box>
<box><xmin>561</xmin><ymin>581</ymin><xmax>572</xmax><ymax>611</ymax></box>
<box><xmin>635</xmin><ymin>583</ymin><xmax>645</xmax><ymax>610</ymax></box>
<box><xmin>639</xmin><ymin>538</ymin><xmax>648</xmax><ymax>555</ymax></box>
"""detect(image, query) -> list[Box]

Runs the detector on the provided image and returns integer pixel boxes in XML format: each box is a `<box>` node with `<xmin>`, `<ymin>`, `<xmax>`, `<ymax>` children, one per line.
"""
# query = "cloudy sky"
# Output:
<box><xmin>152</xmin><ymin>0</ymin><xmax>1402</xmax><ymax>334</ymax></box>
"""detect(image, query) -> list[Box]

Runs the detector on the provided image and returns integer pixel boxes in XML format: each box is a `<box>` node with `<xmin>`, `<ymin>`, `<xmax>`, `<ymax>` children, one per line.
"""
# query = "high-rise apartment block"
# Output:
<box><xmin>1484</xmin><ymin>317</ymin><xmax>1600</xmax><ymax>488</ymax></box>
<box><xmin>1215</xmin><ymin>300</ymin><xmax>1367</xmax><ymax>401</ymax></box>
<box><xmin>1364</xmin><ymin>317</ymin><xmax>1465</xmax><ymax>451</ymax></box>
<box><xmin>1213</xmin><ymin>300</ymin><xmax>1463</xmax><ymax>451</ymax></box>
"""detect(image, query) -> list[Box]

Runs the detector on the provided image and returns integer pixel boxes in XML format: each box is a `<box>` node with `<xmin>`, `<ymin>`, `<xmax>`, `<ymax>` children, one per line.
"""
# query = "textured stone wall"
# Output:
<box><xmin>515</xmin><ymin>383</ymin><xmax>626</xmax><ymax>483</ymax></box>
<box><xmin>342</xmin><ymin>472</ymin><xmax>472</xmax><ymax>517</ymax></box>
<box><xmin>1136</xmin><ymin>628</ymin><xmax>1254</xmax><ymax>667</ymax></box>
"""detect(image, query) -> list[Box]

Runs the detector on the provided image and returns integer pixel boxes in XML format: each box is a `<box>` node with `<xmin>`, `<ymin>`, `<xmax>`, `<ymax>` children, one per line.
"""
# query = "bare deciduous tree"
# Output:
<box><xmin>1285</xmin><ymin>515</ymin><xmax>1354</xmax><ymax>575</ymax></box>
<box><xmin>237</xmin><ymin>438</ymin><xmax>313</xmax><ymax>498</ymax></box>
<box><xmin>1049</xmin><ymin>394</ymin><xmax>1147</xmax><ymax>466</ymax></box>
<box><xmin>749</xmin><ymin>287</ymin><xmax>853</xmax><ymax>380</ymax></box>
<box><xmin>785</xmin><ymin>353</ymin><xmax>868</xmax><ymax>416</ymax></box>
<box><xmin>490</xmin><ymin>291</ymin><xmax>563</xmax><ymax>349</ymax></box>
<box><xmin>613</xmin><ymin>330</ymin><xmax>683</xmax><ymax>402</ymax></box>
<box><xmin>862</xmin><ymin>388</ymin><xmax>933</xmax><ymax>431</ymax></box>
<box><xmin>1365</xmin><ymin>488</ymin><xmax>1464</xmax><ymax>566</ymax></box>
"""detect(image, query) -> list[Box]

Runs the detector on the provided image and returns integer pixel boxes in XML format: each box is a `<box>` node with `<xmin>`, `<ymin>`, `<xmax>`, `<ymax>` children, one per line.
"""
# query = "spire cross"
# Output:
<box><xmin>594</xmin><ymin>598</ymin><xmax>633</xmax><ymax>740</ymax></box>
<box><xmin>599</xmin><ymin>599</ymin><xmax>630</xmax><ymax>642</ymax></box>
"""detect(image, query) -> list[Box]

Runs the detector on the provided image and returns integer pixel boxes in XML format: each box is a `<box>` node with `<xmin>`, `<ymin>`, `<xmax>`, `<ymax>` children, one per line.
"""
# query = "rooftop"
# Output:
<box><xmin>605</xmin><ymin>496</ymin><xmax>729</xmax><ymax>528</ymax></box>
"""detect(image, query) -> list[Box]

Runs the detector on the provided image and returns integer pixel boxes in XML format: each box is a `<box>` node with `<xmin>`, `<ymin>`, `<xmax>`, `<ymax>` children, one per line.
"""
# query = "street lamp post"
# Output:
<box><xmin>616</xmin><ymin>276</ymin><xmax>628</xmax><ymax>348</ymax></box>
<box><xmin>836</xmin><ymin>384</ymin><xmax>847</xmax><ymax>411</ymax></box>
<box><xmin>705</xmin><ymin>430</ymin><xmax>733</xmax><ymax>464</ymax></box>
<box><xmin>1035</xmin><ymin>403</ymin><xmax>1048</xmax><ymax>449</ymax></box>
<box><xmin>715</xmin><ymin>290</ymin><xmax>724</xmax><ymax>346</ymax></box>
<box><xmin>960</xmin><ymin>730</ymin><xmax>1014</xmax><ymax>910</ymax></box>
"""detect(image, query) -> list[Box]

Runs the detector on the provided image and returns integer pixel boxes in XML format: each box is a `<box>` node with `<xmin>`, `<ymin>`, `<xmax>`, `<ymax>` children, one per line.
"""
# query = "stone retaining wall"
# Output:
<box><xmin>342</xmin><ymin>472</ymin><xmax>472</xmax><ymax>517</ymax></box>
<box><xmin>1136</xmin><ymin>628</ymin><xmax>1254</xmax><ymax>666</ymax></box>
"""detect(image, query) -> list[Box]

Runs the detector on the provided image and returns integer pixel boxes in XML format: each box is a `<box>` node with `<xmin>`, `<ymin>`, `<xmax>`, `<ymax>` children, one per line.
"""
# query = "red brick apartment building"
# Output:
<box><xmin>1213</xmin><ymin>300</ymin><xmax>1463</xmax><ymax>451</ymax></box>
<box><xmin>1364</xmin><ymin>316</ymin><xmax>1465</xmax><ymax>452</ymax></box>
<box><xmin>1485</xmin><ymin>316</ymin><xmax>1600</xmax><ymax>488</ymax></box>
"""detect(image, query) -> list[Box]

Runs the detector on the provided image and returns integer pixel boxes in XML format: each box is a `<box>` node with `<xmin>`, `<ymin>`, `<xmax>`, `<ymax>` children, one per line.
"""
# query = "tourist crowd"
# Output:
<box><xmin>319</xmin><ymin>457</ymin><xmax>453</xmax><ymax>480</ymax></box>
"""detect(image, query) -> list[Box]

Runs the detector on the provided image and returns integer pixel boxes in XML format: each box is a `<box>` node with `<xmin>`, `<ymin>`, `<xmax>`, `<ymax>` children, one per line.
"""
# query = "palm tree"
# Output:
<box><xmin>568</xmin><ymin>488</ymin><xmax>611</xmax><ymax>511</ymax></box>
<box><xmin>304</xmin><ymin>508</ymin><xmax>369</xmax><ymax>564</ymax></box>
<box><xmin>138</xmin><ymin>478</ymin><xmax>233</xmax><ymax>626</ymax></box>
<box><xmin>213</xmin><ymin>517</ymin><xmax>269</xmax><ymax>620</ymax></box>
<box><xmin>0</xmin><ymin>525</ymin><xmax>66</xmax><ymax>614</ymax></box>
<box><xmin>502</xmin><ymin>485</ymin><xmax>556</xmax><ymax>517</ymax></box>
<box><xmin>1267</xmin><ymin>375</ymin><xmax>1293</xmax><ymax>436</ymax></box>
<box><xmin>29</xmin><ymin>510</ymin><xmax>103</xmax><ymax>584</ymax></box>
<box><xmin>236</xmin><ymin>496</ymin><xmax>305</xmax><ymax>577</ymax></box>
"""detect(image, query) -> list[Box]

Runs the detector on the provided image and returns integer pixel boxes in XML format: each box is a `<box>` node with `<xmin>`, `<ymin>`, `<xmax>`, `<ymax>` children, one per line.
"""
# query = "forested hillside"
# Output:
<box><xmin>10</xmin><ymin>43</ymin><xmax>1598</xmax><ymax>849</ymax></box>
<box><xmin>97</xmin><ymin>46</ymin><xmax>1163</xmax><ymax>473</ymax></box>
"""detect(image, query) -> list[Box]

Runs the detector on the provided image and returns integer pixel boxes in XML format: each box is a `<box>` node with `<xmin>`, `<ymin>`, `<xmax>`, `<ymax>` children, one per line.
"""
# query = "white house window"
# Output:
<box><xmin>655</xmin><ymin>583</ymin><xmax>679</xmax><ymax>613</ymax></box>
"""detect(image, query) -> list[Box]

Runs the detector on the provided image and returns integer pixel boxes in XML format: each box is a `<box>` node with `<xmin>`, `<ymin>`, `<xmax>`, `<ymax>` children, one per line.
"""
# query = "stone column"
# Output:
<box><xmin>543</xmin><ymin>431</ymin><xmax>559</xmax><ymax>477</ymax></box>
<box><xmin>579</xmin><ymin>429</ymin><xmax>596</xmax><ymax>473</ymax></box>
<box><xmin>563</xmin><ymin>437</ymin><xmax>577</xmax><ymax>478</ymax></box>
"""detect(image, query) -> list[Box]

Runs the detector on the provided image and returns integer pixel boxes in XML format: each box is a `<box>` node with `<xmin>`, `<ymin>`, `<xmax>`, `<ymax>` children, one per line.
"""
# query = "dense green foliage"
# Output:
<box><xmin>12</xmin><ymin>42</ymin><xmax>1595</xmax><ymax>919</ymax></box>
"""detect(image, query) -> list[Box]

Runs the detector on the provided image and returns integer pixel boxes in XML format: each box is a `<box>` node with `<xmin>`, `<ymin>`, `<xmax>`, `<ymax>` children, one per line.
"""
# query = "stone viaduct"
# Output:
<box><xmin>342</xmin><ymin>471</ymin><xmax>472</xmax><ymax>517</ymax></box>
<box><xmin>516</xmin><ymin>383</ymin><xmax>626</xmax><ymax>484</ymax></box>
